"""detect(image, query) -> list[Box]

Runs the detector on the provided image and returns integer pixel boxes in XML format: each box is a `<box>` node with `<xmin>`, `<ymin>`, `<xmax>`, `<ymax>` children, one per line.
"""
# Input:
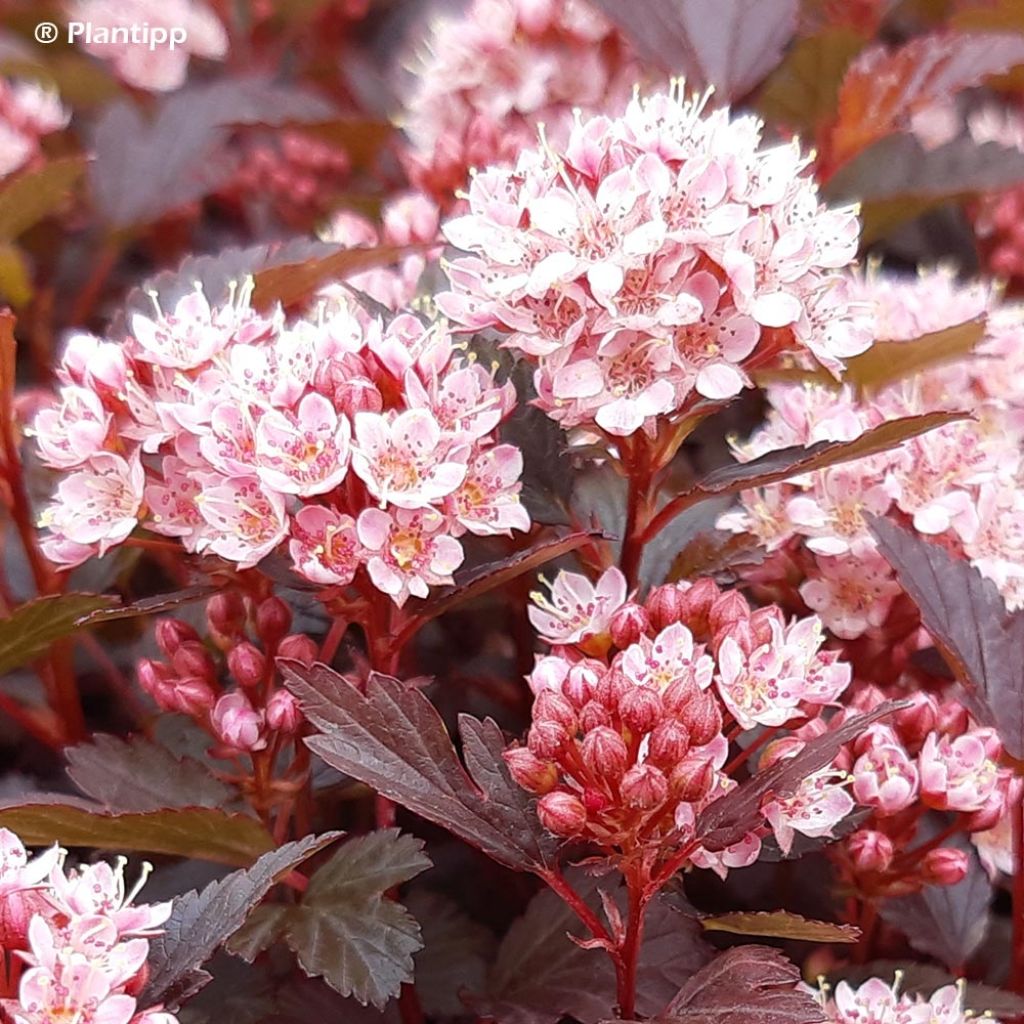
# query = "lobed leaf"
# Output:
<box><xmin>699</xmin><ymin>911</ymin><xmax>859</xmax><ymax>944</ymax></box>
<box><xmin>0</xmin><ymin>798</ymin><xmax>275</xmax><ymax>866</ymax></box>
<box><xmin>696</xmin><ymin>702</ymin><xmax>907</xmax><ymax>852</ymax></box>
<box><xmin>652</xmin><ymin>945</ymin><xmax>827</xmax><ymax>1024</ymax></box>
<box><xmin>65</xmin><ymin>734</ymin><xmax>237</xmax><ymax>813</ymax></box>
<box><xmin>869</xmin><ymin>517</ymin><xmax>1024</xmax><ymax>759</ymax></box>
<box><xmin>590</xmin><ymin>0</ymin><xmax>799</xmax><ymax>101</ymax></box>
<box><xmin>281</xmin><ymin>663</ymin><xmax>559</xmax><ymax>872</ymax></box>
<box><xmin>144</xmin><ymin>831</ymin><xmax>341</xmax><ymax>1008</ymax></box>
<box><xmin>0</xmin><ymin>593</ymin><xmax>120</xmax><ymax>677</ymax></box>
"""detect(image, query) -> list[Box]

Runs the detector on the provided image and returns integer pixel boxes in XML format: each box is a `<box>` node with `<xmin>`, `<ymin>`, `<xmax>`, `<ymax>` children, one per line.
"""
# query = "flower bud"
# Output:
<box><xmin>963</xmin><ymin>789</ymin><xmax>1008</xmax><ymax>833</ymax></box>
<box><xmin>137</xmin><ymin>659</ymin><xmax>175</xmax><ymax>706</ymax></box>
<box><xmin>583</xmin><ymin>787</ymin><xmax>612</xmax><ymax>814</ymax></box>
<box><xmin>670</xmin><ymin>756</ymin><xmax>715</xmax><ymax>802</ymax></box>
<box><xmin>579</xmin><ymin>700</ymin><xmax>612</xmax><ymax>733</ymax></box>
<box><xmin>935</xmin><ymin>700</ymin><xmax>969</xmax><ymax>736</ymax></box>
<box><xmin>256</xmin><ymin>596</ymin><xmax>292</xmax><ymax>646</ymax></box>
<box><xmin>921</xmin><ymin>847</ymin><xmax>969</xmax><ymax>887</ymax></box>
<box><xmin>593</xmin><ymin>669</ymin><xmax>629</xmax><ymax>711</ymax></box>
<box><xmin>847</xmin><ymin>829</ymin><xmax>894</xmax><ymax>873</ymax></box>
<box><xmin>504</xmin><ymin>747</ymin><xmax>559</xmax><ymax>794</ymax></box>
<box><xmin>206</xmin><ymin>592</ymin><xmax>247</xmax><ymax>637</ymax></box>
<box><xmin>677</xmin><ymin>690</ymin><xmax>722</xmax><ymax>746</ymax></box>
<box><xmin>708</xmin><ymin>590</ymin><xmax>750</xmax><ymax>637</ymax></box>
<box><xmin>678</xmin><ymin>578</ymin><xmax>719</xmax><ymax>635</ymax></box>
<box><xmin>170</xmin><ymin>676</ymin><xmax>217</xmax><ymax>717</ymax></box>
<box><xmin>617</xmin><ymin>686</ymin><xmax>663</xmax><ymax>735</ymax></box>
<box><xmin>212</xmin><ymin>692</ymin><xmax>266</xmax><ymax>752</ymax></box>
<box><xmin>662</xmin><ymin>675</ymin><xmax>701</xmax><ymax>716</ymax></box>
<box><xmin>535</xmin><ymin>690</ymin><xmax>578</xmax><ymax>732</ymax></box>
<box><xmin>894</xmin><ymin>693</ymin><xmax>937</xmax><ymax>748</ymax></box>
<box><xmin>973</xmin><ymin>726</ymin><xmax>1003</xmax><ymax>760</ymax></box>
<box><xmin>528</xmin><ymin>720</ymin><xmax>567</xmax><ymax>759</ymax></box>
<box><xmin>561</xmin><ymin>665</ymin><xmax>596</xmax><ymax>709</ymax></box>
<box><xmin>747</xmin><ymin>607</ymin><xmax>776</xmax><ymax>648</ymax></box>
<box><xmin>266</xmin><ymin>689</ymin><xmax>304</xmax><ymax>734</ymax></box>
<box><xmin>155</xmin><ymin>619</ymin><xmax>199</xmax><ymax>657</ymax></box>
<box><xmin>172</xmin><ymin>641</ymin><xmax>216</xmax><ymax>685</ymax></box>
<box><xmin>278</xmin><ymin>634</ymin><xmax>319</xmax><ymax>666</ymax></box>
<box><xmin>537</xmin><ymin>791</ymin><xmax>588</xmax><ymax>837</ymax></box>
<box><xmin>620</xmin><ymin>764</ymin><xmax>669</xmax><ymax>809</ymax></box>
<box><xmin>609</xmin><ymin>603</ymin><xmax>650</xmax><ymax>649</ymax></box>
<box><xmin>581</xmin><ymin>726</ymin><xmax>629</xmax><ymax>780</ymax></box>
<box><xmin>228</xmin><ymin>641</ymin><xmax>267</xmax><ymax>689</ymax></box>
<box><xmin>647</xmin><ymin>720</ymin><xmax>691</xmax><ymax>768</ymax></box>
<box><xmin>645</xmin><ymin>585</ymin><xmax>686</xmax><ymax>631</ymax></box>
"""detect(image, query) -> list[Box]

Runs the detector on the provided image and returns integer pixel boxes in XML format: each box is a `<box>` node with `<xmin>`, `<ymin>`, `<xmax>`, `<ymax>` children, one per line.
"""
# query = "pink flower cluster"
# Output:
<box><xmin>507</xmin><ymin>571</ymin><xmax>854</xmax><ymax>877</ymax></box>
<box><xmin>720</xmin><ymin>268</ymin><xmax>1024</xmax><ymax>637</ymax></box>
<box><xmin>0</xmin><ymin>828</ymin><xmax>177</xmax><ymax>1024</ymax></box>
<box><xmin>814</xmin><ymin>976</ymin><xmax>998</xmax><ymax>1024</ymax></box>
<box><xmin>68</xmin><ymin>0</ymin><xmax>228</xmax><ymax>91</ymax></box>
<box><xmin>809</xmin><ymin>686</ymin><xmax>1016</xmax><ymax>897</ymax></box>
<box><xmin>319</xmin><ymin>191</ymin><xmax>442</xmax><ymax>311</ymax></box>
<box><xmin>398</xmin><ymin>0</ymin><xmax>640</xmax><ymax>204</ymax></box>
<box><xmin>34</xmin><ymin>281</ymin><xmax>529</xmax><ymax>606</ymax></box>
<box><xmin>0</xmin><ymin>78</ymin><xmax>68</xmax><ymax>180</ymax></box>
<box><xmin>140</xmin><ymin>593</ymin><xmax>309</xmax><ymax>755</ymax></box>
<box><xmin>438</xmin><ymin>85</ymin><xmax>871</xmax><ymax>437</ymax></box>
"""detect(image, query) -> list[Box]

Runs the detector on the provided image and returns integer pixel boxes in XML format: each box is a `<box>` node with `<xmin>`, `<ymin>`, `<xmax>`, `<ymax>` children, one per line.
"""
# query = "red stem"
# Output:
<box><xmin>1012</xmin><ymin>788</ymin><xmax>1024</xmax><ymax>992</ymax></box>
<box><xmin>617</xmin><ymin>877</ymin><xmax>647</xmax><ymax>1020</ymax></box>
<box><xmin>620</xmin><ymin>442</ymin><xmax>652</xmax><ymax>591</ymax></box>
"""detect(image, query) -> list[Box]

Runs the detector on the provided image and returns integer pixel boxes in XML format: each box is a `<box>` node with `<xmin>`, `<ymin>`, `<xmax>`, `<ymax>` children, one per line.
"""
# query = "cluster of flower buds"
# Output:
<box><xmin>224</xmin><ymin>128</ymin><xmax>353</xmax><ymax>231</ymax></box>
<box><xmin>0</xmin><ymin>77</ymin><xmax>68</xmax><ymax>180</ymax></box>
<box><xmin>139</xmin><ymin>592</ymin><xmax>310</xmax><ymax>756</ymax></box>
<box><xmin>720</xmin><ymin>267</ymin><xmax>1024</xmax><ymax>640</ymax></box>
<box><xmin>506</xmin><ymin>568</ymin><xmax>856</xmax><ymax>877</ymax></box>
<box><xmin>399</xmin><ymin>0</ymin><xmax>640</xmax><ymax>205</ymax></box>
<box><xmin>812</xmin><ymin>975</ymin><xmax>999</xmax><ymax>1024</ymax></box>
<box><xmin>33</xmin><ymin>277</ymin><xmax>530</xmax><ymax>606</ymax></box>
<box><xmin>68</xmin><ymin>0</ymin><xmax>228</xmax><ymax>92</ymax></box>
<box><xmin>318</xmin><ymin>191</ymin><xmax>442</xmax><ymax>311</ymax></box>
<box><xmin>814</xmin><ymin>686</ymin><xmax>1017</xmax><ymax>897</ymax></box>
<box><xmin>438</xmin><ymin>83</ymin><xmax>871</xmax><ymax>438</ymax></box>
<box><xmin>0</xmin><ymin>828</ymin><xmax>177</xmax><ymax>1024</ymax></box>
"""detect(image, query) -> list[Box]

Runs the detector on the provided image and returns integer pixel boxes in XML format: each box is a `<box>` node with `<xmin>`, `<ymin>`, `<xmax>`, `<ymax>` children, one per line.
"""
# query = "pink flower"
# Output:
<box><xmin>47</xmin><ymin>860</ymin><xmax>171</xmax><ymax>937</ymax></box>
<box><xmin>289</xmin><ymin>506</ymin><xmax>361</xmax><ymax>586</ymax></box>
<box><xmin>33</xmin><ymin>387</ymin><xmax>111</xmax><ymax>469</ymax></box>
<box><xmin>799</xmin><ymin>553</ymin><xmax>902</xmax><ymax>640</ymax></box>
<box><xmin>211</xmin><ymin>691</ymin><xmax>266</xmax><ymax>752</ymax></box>
<box><xmin>822</xmin><ymin>977</ymin><xmax>931</xmax><ymax>1024</ymax></box>
<box><xmin>0</xmin><ymin>830</ymin><xmax>60</xmax><ymax>899</ymax></box>
<box><xmin>918</xmin><ymin>732</ymin><xmax>1001</xmax><ymax>812</ymax></box>
<box><xmin>762</xmin><ymin>768</ymin><xmax>854</xmax><ymax>855</ymax></box>
<box><xmin>255</xmin><ymin>392</ymin><xmax>352</xmax><ymax>496</ymax></box>
<box><xmin>144</xmin><ymin>456</ymin><xmax>205</xmax><ymax>546</ymax></box>
<box><xmin>446</xmin><ymin>445</ymin><xmax>529</xmax><ymax>535</ymax></box>
<box><xmin>851</xmin><ymin>743</ymin><xmax>919</xmax><ymax>814</ymax></box>
<box><xmin>352</xmin><ymin>409</ymin><xmax>468</xmax><ymax>509</ymax></box>
<box><xmin>617</xmin><ymin>623</ymin><xmax>713</xmax><ymax>692</ymax></box>
<box><xmin>195</xmin><ymin>476</ymin><xmax>289</xmax><ymax>568</ymax></box>
<box><xmin>356</xmin><ymin>507</ymin><xmax>464</xmax><ymax>606</ymax></box>
<box><xmin>12</xmin><ymin>962</ymin><xmax>137</xmax><ymax>1024</ymax></box>
<box><xmin>528</xmin><ymin>566</ymin><xmax>628</xmax><ymax>645</ymax></box>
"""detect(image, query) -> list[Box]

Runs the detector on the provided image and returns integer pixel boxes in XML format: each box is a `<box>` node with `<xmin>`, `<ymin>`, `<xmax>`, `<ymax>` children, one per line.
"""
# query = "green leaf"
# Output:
<box><xmin>65</xmin><ymin>734</ymin><xmax>237</xmax><ymax>813</ymax></box>
<box><xmin>700</xmin><ymin>911</ymin><xmax>859</xmax><ymax>944</ymax></box>
<box><xmin>0</xmin><ymin>593</ymin><xmax>119</xmax><ymax>676</ymax></box>
<box><xmin>0</xmin><ymin>798</ymin><xmax>276</xmax><ymax>866</ymax></box>
<box><xmin>0</xmin><ymin>156</ymin><xmax>86</xmax><ymax>240</ymax></box>
<box><xmin>280</xmin><ymin>830</ymin><xmax>431</xmax><ymax>1008</ymax></box>
<box><xmin>144</xmin><ymin>832</ymin><xmax>342</xmax><ymax>1008</ymax></box>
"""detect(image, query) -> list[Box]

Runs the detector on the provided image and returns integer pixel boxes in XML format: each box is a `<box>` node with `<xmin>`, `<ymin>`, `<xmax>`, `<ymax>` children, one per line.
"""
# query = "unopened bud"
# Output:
<box><xmin>537</xmin><ymin>791</ymin><xmax>588</xmax><ymax>837</ymax></box>
<box><xmin>609</xmin><ymin>603</ymin><xmax>650</xmax><ymax>649</ymax></box>
<box><xmin>894</xmin><ymin>693</ymin><xmax>937</xmax><ymax>748</ymax></box>
<box><xmin>648</xmin><ymin>720</ymin><xmax>691</xmax><ymax>767</ymax></box>
<box><xmin>620</xmin><ymin>764</ymin><xmax>669</xmax><ymax>809</ymax></box>
<box><xmin>535</xmin><ymin>690</ymin><xmax>578</xmax><ymax>732</ymax></box>
<box><xmin>256</xmin><ymin>596</ymin><xmax>292</xmax><ymax>646</ymax></box>
<box><xmin>172</xmin><ymin>641</ymin><xmax>216</xmax><ymax>685</ymax></box>
<box><xmin>847</xmin><ymin>829</ymin><xmax>894</xmax><ymax>873</ymax></box>
<box><xmin>211</xmin><ymin>691</ymin><xmax>266</xmax><ymax>752</ymax></box>
<box><xmin>579</xmin><ymin>700</ymin><xmax>612</xmax><ymax>733</ymax></box>
<box><xmin>645</xmin><ymin>585</ymin><xmax>687</xmax><ymax>631</ymax></box>
<box><xmin>170</xmin><ymin>676</ymin><xmax>217</xmax><ymax>717</ymax></box>
<box><xmin>671</xmin><ymin>756</ymin><xmax>715</xmax><ymax>802</ymax></box>
<box><xmin>528</xmin><ymin>720</ymin><xmax>567</xmax><ymax>758</ymax></box>
<box><xmin>583</xmin><ymin>787</ymin><xmax>612</xmax><ymax>814</ymax></box>
<box><xmin>155</xmin><ymin>619</ymin><xmax>199</xmax><ymax>657</ymax></box>
<box><xmin>920</xmin><ymin>847</ymin><xmax>969</xmax><ymax>887</ymax></box>
<box><xmin>561</xmin><ymin>666</ymin><xmax>596</xmax><ymax>709</ymax></box>
<box><xmin>581</xmin><ymin>726</ymin><xmax>630</xmax><ymax>780</ymax></box>
<box><xmin>678</xmin><ymin>578</ymin><xmax>720</xmax><ymax>635</ymax></box>
<box><xmin>662</xmin><ymin>675</ymin><xmax>701</xmax><ymax>716</ymax></box>
<box><xmin>708</xmin><ymin>589</ymin><xmax>750</xmax><ymax>637</ymax></box>
<box><xmin>973</xmin><ymin>726</ymin><xmax>1003</xmax><ymax>760</ymax></box>
<box><xmin>266</xmin><ymin>689</ymin><xmax>303</xmax><ymax>734</ymax></box>
<box><xmin>228</xmin><ymin>641</ymin><xmax>267</xmax><ymax>688</ymax></box>
<box><xmin>747</xmin><ymin>607</ymin><xmax>776</xmax><ymax>648</ymax></box>
<box><xmin>678</xmin><ymin>690</ymin><xmax>722</xmax><ymax>746</ymax></box>
<box><xmin>278</xmin><ymin>633</ymin><xmax>319</xmax><ymax>666</ymax></box>
<box><xmin>617</xmin><ymin>686</ymin><xmax>663</xmax><ymax>734</ymax></box>
<box><xmin>935</xmin><ymin>700</ymin><xmax>969</xmax><ymax>736</ymax></box>
<box><xmin>504</xmin><ymin>747</ymin><xmax>559</xmax><ymax>794</ymax></box>
<box><xmin>206</xmin><ymin>592</ymin><xmax>247</xmax><ymax>636</ymax></box>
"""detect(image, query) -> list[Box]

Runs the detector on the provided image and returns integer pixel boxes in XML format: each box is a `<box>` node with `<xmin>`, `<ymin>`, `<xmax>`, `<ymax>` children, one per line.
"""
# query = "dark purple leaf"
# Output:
<box><xmin>65</xmin><ymin>734</ymin><xmax>236</xmax><ymax>813</ymax></box>
<box><xmin>869</xmin><ymin>517</ymin><xmax>1024</xmax><ymax>758</ymax></box>
<box><xmin>143</xmin><ymin>831</ymin><xmax>342</xmax><ymax>1007</ymax></box>
<box><xmin>878</xmin><ymin>851</ymin><xmax>992</xmax><ymax>969</ymax></box>
<box><xmin>589</xmin><ymin>0</ymin><xmax>799</xmax><ymax>101</ymax></box>
<box><xmin>77</xmin><ymin>584</ymin><xmax>216</xmax><ymax>625</ymax></box>
<box><xmin>696</xmin><ymin>702</ymin><xmax>908</xmax><ymax>851</ymax></box>
<box><xmin>651</xmin><ymin>945</ymin><xmax>826</xmax><ymax>1024</ymax></box>
<box><xmin>475</xmin><ymin>877</ymin><xmax>710</xmax><ymax>1024</ymax></box>
<box><xmin>281</xmin><ymin>664</ymin><xmax>559</xmax><ymax>872</ymax></box>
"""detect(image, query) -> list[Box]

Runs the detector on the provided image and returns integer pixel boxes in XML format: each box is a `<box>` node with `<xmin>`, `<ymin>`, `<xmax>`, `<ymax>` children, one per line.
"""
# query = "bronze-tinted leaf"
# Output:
<box><xmin>700</xmin><ymin>911</ymin><xmax>859</xmax><ymax>944</ymax></box>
